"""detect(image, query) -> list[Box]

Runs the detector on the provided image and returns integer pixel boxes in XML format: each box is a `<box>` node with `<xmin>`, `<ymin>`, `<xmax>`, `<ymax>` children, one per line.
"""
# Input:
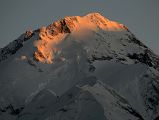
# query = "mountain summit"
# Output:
<box><xmin>0</xmin><ymin>12</ymin><xmax>159</xmax><ymax>120</ymax></box>
<box><xmin>47</xmin><ymin>12</ymin><xmax>127</xmax><ymax>33</ymax></box>
<box><xmin>34</xmin><ymin>12</ymin><xmax>128</xmax><ymax>64</ymax></box>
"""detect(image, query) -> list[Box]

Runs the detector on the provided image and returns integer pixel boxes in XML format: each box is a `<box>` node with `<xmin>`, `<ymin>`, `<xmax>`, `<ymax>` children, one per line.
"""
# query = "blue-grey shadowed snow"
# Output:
<box><xmin>0</xmin><ymin>0</ymin><xmax>159</xmax><ymax>54</ymax></box>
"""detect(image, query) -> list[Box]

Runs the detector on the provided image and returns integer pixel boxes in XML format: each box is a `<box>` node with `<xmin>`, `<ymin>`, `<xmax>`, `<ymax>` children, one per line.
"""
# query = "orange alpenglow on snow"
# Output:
<box><xmin>34</xmin><ymin>27</ymin><xmax>67</xmax><ymax>64</ymax></box>
<box><xmin>34</xmin><ymin>12</ymin><xmax>128</xmax><ymax>64</ymax></box>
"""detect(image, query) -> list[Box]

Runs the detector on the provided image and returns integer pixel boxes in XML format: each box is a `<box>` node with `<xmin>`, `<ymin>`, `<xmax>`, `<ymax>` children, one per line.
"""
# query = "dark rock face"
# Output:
<box><xmin>0</xmin><ymin>31</ymin><xmax>34</xmax><ymax>62</ymax></box>
<box><xmin>141</xmin><ymin>76</ymin><xmax>159</xmax><ymax>120</ymax></box>
<box><xmin>0</xmin><ymin>39</ymin><xmax>23</xmax><ymax>62</ymax></box>
<box><xmin>0</xmin><ymin>104</ymin><xmax>24</xmax><ymax>116</ymax></box>
<box><xmin>127</xmin><ymin>52</ymin><xmax>153</xmax><ymax>67</ymax></box>
<box><xmin>119</xmin><ymin>105</ymin><xmax>144</xmax><ymax>120</ymax></box>
<box><xmin>126</xmin><ymin>34</ymin><xmax>148</xmax><ymax>48</ymax></box>
<box><xmin>24</xmin><ymin>30</ymin><xmax>34</xmax><ymax>40</ymax></box>
<box><xmin>154</xmin><ymin>116</ymin><xmax>159</xmax><ymax>120</ymax></box>
<box><xmin>127</xmin><ymin>49</ymin><xmax>159</xmax><ymax>71</ymax></box>
<box><xmin>60</xmin><ymin>19</ymin><xmax>71</xmax><ymax>33</ymax></box>
<box><xmin>91</xmin><ymin>55</ymin><xmax>113</xmax><ymax>62</ymax></box>
<box><xmin>46</xmin><ymin>17</ymin><xmax>78</xmax><ymax>35</ymax></box>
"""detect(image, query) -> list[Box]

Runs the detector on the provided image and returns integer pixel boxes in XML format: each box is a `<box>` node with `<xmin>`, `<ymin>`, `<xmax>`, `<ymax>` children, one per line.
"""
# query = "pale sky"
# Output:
<box><xmin>0</xmin><ymin>0</ymin><xmax>159</xmax><ymax>54</ymax></box>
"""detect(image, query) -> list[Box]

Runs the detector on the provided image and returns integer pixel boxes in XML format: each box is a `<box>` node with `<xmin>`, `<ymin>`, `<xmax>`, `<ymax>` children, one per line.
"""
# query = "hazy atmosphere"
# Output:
<box><xmin>0</xmin><ymin>0</ymin><xmax>159</xmax><ymax>54</ymax></box>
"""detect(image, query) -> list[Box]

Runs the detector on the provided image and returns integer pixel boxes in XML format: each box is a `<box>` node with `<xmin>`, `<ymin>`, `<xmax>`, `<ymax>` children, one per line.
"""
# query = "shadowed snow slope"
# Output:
<box><xmin>0</xmin><ymin>12</ymin><xmax>159</xmax><ymax>120</ymax></box>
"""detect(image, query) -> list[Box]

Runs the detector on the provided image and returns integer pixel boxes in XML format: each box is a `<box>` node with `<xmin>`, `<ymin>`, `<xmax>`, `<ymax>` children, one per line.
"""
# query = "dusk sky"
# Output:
<box><xmin>0</xmin><ymin>0</ymin><xmax>159</xmax><ymax>54</ymax></box>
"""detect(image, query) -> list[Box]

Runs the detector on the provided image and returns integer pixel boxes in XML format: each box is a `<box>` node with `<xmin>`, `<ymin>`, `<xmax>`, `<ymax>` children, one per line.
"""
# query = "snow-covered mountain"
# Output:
<box><xmin>0</xmin><ymin>12</ymin><xmax>159</xmax><ymax>120</ymax></box>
